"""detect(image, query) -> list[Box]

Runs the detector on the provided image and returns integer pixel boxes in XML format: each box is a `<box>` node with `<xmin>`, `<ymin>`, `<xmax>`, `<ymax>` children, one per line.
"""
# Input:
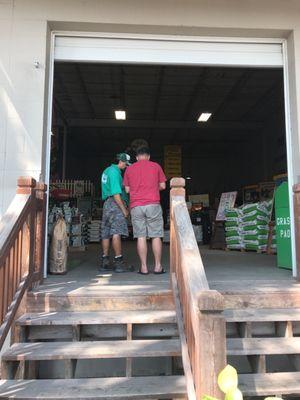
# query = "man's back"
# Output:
<box><xmin>124</xmin><ymin>160</ymin><xmax>166</xmax><ymax>209</ymax></box>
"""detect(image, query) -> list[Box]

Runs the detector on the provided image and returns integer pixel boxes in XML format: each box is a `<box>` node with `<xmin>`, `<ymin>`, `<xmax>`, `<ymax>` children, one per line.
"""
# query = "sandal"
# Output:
<box><xmin>138</xmin><ymin>269</ymin><xmax>149</xmax><ymax>275</ymax></box>
<box><xmin>153</xmin><ymin>268</ymin><xmax>166</xmax><ymax>275</ymax></box>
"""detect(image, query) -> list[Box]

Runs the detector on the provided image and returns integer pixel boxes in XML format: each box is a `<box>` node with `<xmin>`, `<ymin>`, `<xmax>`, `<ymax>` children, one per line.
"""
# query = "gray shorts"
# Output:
<box><xmin>131</xmin><ymin>204</ymin><xmax>164</xmax><ymax>238</ymax></box>
<box><xmin>101</xmin><ymin>197</ymin><xmax>128</xmax><ymax>239</ymax></box>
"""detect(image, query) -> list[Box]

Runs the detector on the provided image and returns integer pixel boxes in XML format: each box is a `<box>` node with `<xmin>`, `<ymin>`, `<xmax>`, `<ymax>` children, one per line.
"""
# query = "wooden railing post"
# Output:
<box><xmin>34</xmin><ymin>182</ymin><xmax>47</xmax><ymax>284</ymax></box>
<box><xmin>170</xmin><ymin>178</ymin><xmax>186</xmax><ymax>275</ymax></box>
<box><xmin>196</xmin><ymin>291</ymin><xmax>226</xmax><ymax>398</ymax></box>
<box><xmin>17</xmin><ymin>177</ymin><xmax>36</xmax><ymax>278</ymax></box>
<box><xmin>293</xmin><ymin>184</ymin><xmax>300</xmax><ymax>280</ymax></box>
<box><xmin>169</xmin><ymin>177</ymin><xmax>226</xmax><ymax>399</ymax></box>
<box><xmin>0</xmin><ymin>176</ymin><xmax>47</xmax><ymax>350</ymax></box>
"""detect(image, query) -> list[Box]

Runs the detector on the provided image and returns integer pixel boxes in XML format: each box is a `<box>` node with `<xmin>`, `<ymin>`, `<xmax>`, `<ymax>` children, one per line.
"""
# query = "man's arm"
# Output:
<box><xmin>125</xmin><ymin>186</ymin><xmax>130</xmax><ymax>193</ymax></box>
<box><xmin>113</xmin><ymin>194</ymin><xmax>129</xmax><ymax>217</ymax></box>
<box><xmin>159</xmin><ymin>182</ymin><xmax>166</xmax><ymax>191</ymax></box>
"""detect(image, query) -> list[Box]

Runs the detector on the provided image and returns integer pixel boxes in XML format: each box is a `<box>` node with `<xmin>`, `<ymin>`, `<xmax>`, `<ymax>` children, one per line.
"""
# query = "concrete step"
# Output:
<box><xmin>239</xmin><ymin>371</ymin><xmax>300</xmax><ymax>397</ymax></box>
<box><xmin>0</xmin><ymin>376</ymin><xmax>187</xmax><ymax>399</ymax></box>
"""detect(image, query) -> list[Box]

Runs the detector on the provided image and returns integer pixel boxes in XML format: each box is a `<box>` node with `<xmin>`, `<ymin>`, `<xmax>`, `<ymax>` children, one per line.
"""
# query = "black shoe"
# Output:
<box><xmin>99</xmin><ymin>255</ymin><xmax>113</xmax><ymax>271</ymax></box>
<box><xmin>114</xmin><ymin>256</ymin><xmax>126</xmax><ymax>273</ymax></box>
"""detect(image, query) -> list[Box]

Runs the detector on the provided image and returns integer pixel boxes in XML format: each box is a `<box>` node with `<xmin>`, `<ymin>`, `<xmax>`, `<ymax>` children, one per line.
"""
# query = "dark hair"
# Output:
<box><xmin>136</xmin><ymin>146</ymin><xmax>150</xmax><ymax>156</ymax></box>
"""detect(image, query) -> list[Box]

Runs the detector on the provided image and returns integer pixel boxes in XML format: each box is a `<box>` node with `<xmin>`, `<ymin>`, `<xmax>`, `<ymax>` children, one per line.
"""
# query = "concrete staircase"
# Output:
<box><xmin>0</xmin><ymin>285</ymin><xmax>186</xmax><ymax>399</ymax></box>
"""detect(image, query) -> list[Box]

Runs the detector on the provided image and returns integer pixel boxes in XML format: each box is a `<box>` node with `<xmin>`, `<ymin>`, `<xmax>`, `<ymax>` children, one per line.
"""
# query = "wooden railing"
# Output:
<box><xmin>0</xmin><ymin>177</ymin><xmax>47</xmax><ymax>350</ymax></box>
<box><xmin>170</xmin><ymin>178</ymin><xmax>226</xmax><ymax>399</ymax></box>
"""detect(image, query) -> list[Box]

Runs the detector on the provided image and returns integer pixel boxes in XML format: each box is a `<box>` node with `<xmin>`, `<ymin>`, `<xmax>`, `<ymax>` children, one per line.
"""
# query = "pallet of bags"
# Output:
<box><xmin>224</xmin><ymin>208</ymin><xmax>244</xmax><ymax>250</ymax></box>
<box><xmin>241</xmin><ymin>201</ymin><xmax>272</xmax><ymax>252</ymax></box>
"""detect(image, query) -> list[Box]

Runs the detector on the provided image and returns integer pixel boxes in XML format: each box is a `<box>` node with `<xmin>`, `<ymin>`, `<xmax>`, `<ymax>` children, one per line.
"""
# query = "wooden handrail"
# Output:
<box><xmin>0</xmin><ymin>177</ymin><xmax>47</xmax><ymax>350</ymax></box>
<box><xmin>170</xmin><ymin>177</ymin><xmax>226</xmax><ymax>398</ymax></box>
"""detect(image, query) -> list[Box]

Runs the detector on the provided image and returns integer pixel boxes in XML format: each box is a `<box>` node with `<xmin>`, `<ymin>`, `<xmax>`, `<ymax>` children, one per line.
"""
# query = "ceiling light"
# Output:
<box><xmin>115</xmin><ymin>110</ymin><xmax>126</xmax><ymax>120</ymax></box>
<box><xmin>198</xmin><ymin>112</ymin><xmax>212</xmax><ymax>122</ymax></box>
<box><xmin>186</xmin><ymin>177</ymin><xmax>192</xmax><ymax>180</ymax></box>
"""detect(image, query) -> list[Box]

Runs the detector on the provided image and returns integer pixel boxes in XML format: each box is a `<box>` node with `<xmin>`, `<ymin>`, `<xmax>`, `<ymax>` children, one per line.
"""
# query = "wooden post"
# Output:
<box><xmin>170</xmin><ymin>178</ymin><xmax>186</xmax><ymax>276</ymax></box>
<box><xmin>34</xmin><ymin>182</ymin><xmax>47</xmax><ymax>284</ymax></box>
<box><xmin>293</xmin><ymin>184</ymin><xmax>300</xmax><ymax>280</ymax></box>
<box><xmin>196</xmin><ymin>290</ymin><xmax>226</xmax><ymax>399</ymax></box>
<box><xmin>17</xmin><ymin>178</ymin><xmax>37</xmax><ymax>279</ymax></box>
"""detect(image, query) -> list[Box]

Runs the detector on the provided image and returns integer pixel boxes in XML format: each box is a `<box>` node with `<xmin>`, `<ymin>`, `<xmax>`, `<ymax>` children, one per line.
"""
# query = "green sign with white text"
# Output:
<box><xmin>275</xmin><ymin>182</ymin><xmax>292</xmax><ymax>270</ymax></box>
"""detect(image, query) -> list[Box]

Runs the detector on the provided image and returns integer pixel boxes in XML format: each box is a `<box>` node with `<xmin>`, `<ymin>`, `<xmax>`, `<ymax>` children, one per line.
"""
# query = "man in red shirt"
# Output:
<box><xmin>123</xmin><ymin>147</ymin><xmax>167</xmax><ymax>275</ymax></box>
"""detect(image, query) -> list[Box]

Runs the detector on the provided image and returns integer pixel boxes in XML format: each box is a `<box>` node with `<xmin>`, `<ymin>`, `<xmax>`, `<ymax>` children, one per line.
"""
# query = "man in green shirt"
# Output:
<box><xmin>100</xmin><ymin>153</ymin><xmax>131</xmax><ymax>273</ymax></box>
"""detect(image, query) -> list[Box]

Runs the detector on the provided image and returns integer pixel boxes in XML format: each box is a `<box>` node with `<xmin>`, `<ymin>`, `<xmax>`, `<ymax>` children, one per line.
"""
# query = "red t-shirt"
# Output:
<box><xmin>123</xmin><ymin>160</ymin><xmax>167</xmax><ymax>209</ymax></box>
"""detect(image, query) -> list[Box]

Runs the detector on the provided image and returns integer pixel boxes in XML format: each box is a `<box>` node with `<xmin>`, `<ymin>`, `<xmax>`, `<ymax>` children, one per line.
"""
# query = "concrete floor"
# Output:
<box><xmin>42</xmin><ymin>241</ymin><xmax>296</xmax><ymax>295</ymax></box>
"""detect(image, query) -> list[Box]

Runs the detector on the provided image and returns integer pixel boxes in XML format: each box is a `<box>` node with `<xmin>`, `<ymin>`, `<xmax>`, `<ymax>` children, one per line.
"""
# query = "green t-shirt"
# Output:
<box><xmin>101</xmin><ymin>164</ymin><xmax>128</xmax><ymax>204</ymax></box>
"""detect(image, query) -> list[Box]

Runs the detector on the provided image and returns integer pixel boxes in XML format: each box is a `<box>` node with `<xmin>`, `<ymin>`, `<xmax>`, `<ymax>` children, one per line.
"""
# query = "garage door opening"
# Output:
<box><xmin>47</xmin><ymin>60</ymin><xmax>292</xmax><ymax>283</ymax></box>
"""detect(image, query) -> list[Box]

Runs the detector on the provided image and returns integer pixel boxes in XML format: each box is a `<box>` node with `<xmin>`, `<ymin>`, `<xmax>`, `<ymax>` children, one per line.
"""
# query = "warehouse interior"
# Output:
<box><xmin>48</xmin><ymin>61</ymin><xmax>291</xmax><ymax>277</ymax></box>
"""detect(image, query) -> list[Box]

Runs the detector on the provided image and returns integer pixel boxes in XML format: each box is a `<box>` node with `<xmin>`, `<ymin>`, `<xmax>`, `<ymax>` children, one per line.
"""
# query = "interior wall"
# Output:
<box><xmin>64</xmin><ymin>127</ymin><xmax>279</xmax><ymax>205</ymax></box>
<box><xmin>1</xmin><ymin>0</ymin><xmax>300</xmax><ymax>218</ymax></box>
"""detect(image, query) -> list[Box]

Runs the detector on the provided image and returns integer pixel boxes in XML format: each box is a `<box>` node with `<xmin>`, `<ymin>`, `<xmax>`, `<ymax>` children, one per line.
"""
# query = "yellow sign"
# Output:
<box><xmin>164</xmin><ymin>145</ymin><xmax>182</xmax><ymax>179</ymax></box>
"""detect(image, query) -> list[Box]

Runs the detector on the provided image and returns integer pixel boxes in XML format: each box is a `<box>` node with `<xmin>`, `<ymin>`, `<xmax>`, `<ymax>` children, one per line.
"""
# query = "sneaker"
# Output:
<box><xmin>113</xmin><ymin>256</ymin><xmax>126</xmax><ymax>273</ymax></box>
<box><xmin>99</xmin><ymin>255</ymin><xmax>113</xmax><ymax>271</ymax></box>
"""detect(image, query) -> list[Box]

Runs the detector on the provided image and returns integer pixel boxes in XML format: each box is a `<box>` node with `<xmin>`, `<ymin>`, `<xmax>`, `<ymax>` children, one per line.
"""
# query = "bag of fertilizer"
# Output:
<box><xmin>225</xmin><ymin>220</ymin><xmax>240</xmax><ymax>228</ymax></box>
<box><xmin>225</xmin><ymin>226</ymin><xmax>241</xmax><ymax>232</ymax></box>
<box><xmin>225</xmin><ymin>229</ymin><xmax>240</xmax><ymax>238</ymax></box>
<box><xmin>49</xmin><ymin>216</ymin><xmax>68</xmax><ymax>274</ymax></box>
<box><xmin>242</xmin><ymin>203</ymin><xmax>259</xmax><ymax>214</ymax></box>
<box><xmin>226</xmin><ymin>237</ymin><xmax>242</xmax><ymax>245</ymax></box>
<box><xmin>245</xmin><ymin>243</ymin><xmax>267</xmax><ymax>251</ymax></box>
<box><xmin>227</xmin><ymin>243</ymin><xmax>245</xmax><ymax>250</ymax></box>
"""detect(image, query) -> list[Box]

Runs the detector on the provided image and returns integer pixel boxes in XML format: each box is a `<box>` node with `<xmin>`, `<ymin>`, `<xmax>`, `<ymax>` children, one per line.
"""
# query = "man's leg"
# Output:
<box><xmin>146</xmin><ymin>205</ymin><xmax>164</xmax><ymax>273</ymax></box>
<box><xmin>102</xmin><ymin>239</ymin><xmax>110</xmax><ymax>256</ymax></box>
<box><xmin>137</xmin><ymin>237</ymin><xmax>148</xmax><ymax>274</ymax></box>
<box><xmin>112</xmin><ymin>234</ymin><xmax>122</xmax><ymax>257</ymax></box>
<box><xmin>99</xmin><ymin>238</ymin><xmax>111</xmax><ymax>271</ymax></box>
<box><xmin>131</xmin><ymin>206</ymin><xmax>148</xmax><ymax>274</ymax></box>
<box><xmin>112</xmin><ymin>234</ymin><xmax>126</xmax><ymax>273</ymax></box>
<box><xmin>152</xmin><ymin>237</ymin><xmax>163</xmax><ymax>272</ymax></box>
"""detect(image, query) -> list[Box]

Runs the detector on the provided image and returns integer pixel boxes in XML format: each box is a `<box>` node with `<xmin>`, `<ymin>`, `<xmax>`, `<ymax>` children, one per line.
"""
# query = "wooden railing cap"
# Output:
<box><xmin>17</xmin><ymin>177</ymin><xmax>36</xmax><ymax>188</ymax></box>
<box><xmin>197</xmin><ymin>290</ymin><xmax>224</xmax><ymax>311</ymax></box>
<box><xmin>17</xmin><ymin>177</ymin><xmax>37</xmax><ymax>194</ymax></box>
<box><xmin>170</xmin><ymin>177</ymin><xmax>185</xmax><ymax>188</ymax></box>
<box><xmin>35</xmin><ymin>182</ymin><xmax>47</xmax><ymax>191</ymax></box>
<box><xmin>293</xmin><ymin>184</ymin><xmax>300</xmax><ymax>193</ymax></box>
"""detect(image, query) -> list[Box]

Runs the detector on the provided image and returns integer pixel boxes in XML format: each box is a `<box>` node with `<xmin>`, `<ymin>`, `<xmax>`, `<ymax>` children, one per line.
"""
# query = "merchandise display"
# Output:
<box><xmin>224</xmin><ymin>208</ymin><xmax>244</xmax><ymax>250</ymax></box>
<box><xmin>88</xmin><ymin>220</ymin><xmax>102</xmax><ymax>243</ymax></box>
<box><xmin>225</xmin><ymin>200</ymin><xmax>274</xmax><ymax>252</ymax></box>
<box><xmin>193</xmin><ymin>225</ymin><xmax>203</xmax><ymax>243</ymax></box>
<box><xmin>241</xmin><ymin>201</ymin><xmax>273</xmax><ymax>252</ymax></box>
<box><xmin>48</xmin><ymin>202</ymin><xmax>87</xmax><ymax>249</ymax></box>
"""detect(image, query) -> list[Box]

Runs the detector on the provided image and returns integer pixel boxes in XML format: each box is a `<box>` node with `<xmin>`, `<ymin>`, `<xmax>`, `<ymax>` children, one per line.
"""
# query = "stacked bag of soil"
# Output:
<box><xmin>241</xmin><ymin>200</ymin><xmax>272</xmax><ymax>252</ymax></box>
<box><xmin>224</xmin><ymin>208</ymin><xmax>244</xmax><ymax>250</ymax></box>
<box><xmin>271</xmin><ymin>225</ymin><xmax>277</xmax><ymax>252</ymax></box>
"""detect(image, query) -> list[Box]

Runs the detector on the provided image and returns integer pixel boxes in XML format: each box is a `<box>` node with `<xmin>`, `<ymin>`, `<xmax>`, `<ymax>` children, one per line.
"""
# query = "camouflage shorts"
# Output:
<box><xmin>101</xmin><ymin>197</ymin><xmax>128</xmax><ymax>239</ymax></box>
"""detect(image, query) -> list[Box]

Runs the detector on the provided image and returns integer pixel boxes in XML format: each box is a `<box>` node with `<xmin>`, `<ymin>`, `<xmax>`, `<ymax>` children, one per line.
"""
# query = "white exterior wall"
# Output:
<box><xmin>1</xmin><ymin>0</ymin><xmax>300</xmax><ymax>216</ymax></box>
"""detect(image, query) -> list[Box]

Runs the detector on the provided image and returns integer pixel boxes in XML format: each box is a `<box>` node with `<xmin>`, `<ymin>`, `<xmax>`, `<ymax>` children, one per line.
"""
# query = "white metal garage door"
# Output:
<box><xmin>54</xmin><ymin>35</ymin><xmax>283</xmax><ymax>67</ymax></box>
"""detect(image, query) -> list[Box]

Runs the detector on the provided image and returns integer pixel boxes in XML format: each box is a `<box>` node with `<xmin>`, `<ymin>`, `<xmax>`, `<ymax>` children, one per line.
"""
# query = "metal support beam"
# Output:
<box><xmin>53</xmin><ymin>98</ymin><xmax>69</xmax><ymax>127</ymax></box>
<box><xmin>241</xmin><ymin>80</ymin><xmax>283</xmax><ymax>121</ymax></box>
<box><xmin>68</xmin><ymin>118</ymin><xmax>263</xmax><ymax>130</ymax></box>
<box><xmin>62</xmin><ymin>125</ymin><xmax>67</xmax><ymax>180</ymax></box>
<box><xmin>75</xmin><ymin>64</ymin><xmax>97</xmax><ymax>119</ymax></box>
<box><xmin>212</xmin><ymin>70</ymin><xmax>252</xmax><ymax>120</ymax></box>
<box><xmin>55</xmin><ymin>70</ymin><xmax>78</xmax><ymax>117</ymax></box>
<box><xmin>182</xmin><ymin>67</ymin><xmax>208</xmax><ymax>120</ymax></box>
